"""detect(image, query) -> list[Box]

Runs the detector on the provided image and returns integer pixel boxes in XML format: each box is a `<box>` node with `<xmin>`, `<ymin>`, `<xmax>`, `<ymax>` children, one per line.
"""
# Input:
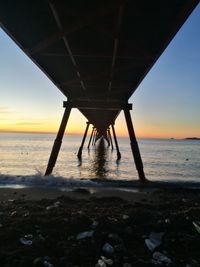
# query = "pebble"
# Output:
<box><xmin>20</xmin><ymin>237</ymin><xmax>32</xmax><ymax>246</ymax></box>
<box><xmin>20</xmin><ymin>234</ymin><xmax>33</xmax><ymax>246</ymax></box>
<box><xmin>76</xmin><ymin>230</ymin><xmax>94</xmax><ymax>240</ymax></box>
<box><xmin>10</xmin><ymin>211</ymin><xmax>17</xmax><ymax>216</ymax></box>
<box><xmin>122</xmin><ymin>214</ymin><xmax>129</xmax><ymax>220</ymax></box>
<box><xmin>152</xmin><ymin>251</ymin><xmax>172</xmax><ymax>265</ymax></box>
<box><xmin>102</xmin><ymin>243</ymin><xmax>114</xmax><ymax>254</ymax></box>
<box><xmin>33</xmin><ymin>257</ymin><xmax>44</xmax><ymax>267</ymax></box>
<box><xmin>97</xmin><ymin>259</ymin><xmax>106</xmax><ymax>267</ymax></box>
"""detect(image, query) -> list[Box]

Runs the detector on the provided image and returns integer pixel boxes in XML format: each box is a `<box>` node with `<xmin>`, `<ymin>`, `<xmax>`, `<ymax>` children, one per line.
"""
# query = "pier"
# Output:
<box><xmin>0</xmin><ymin>0</ymin><xmax>198</xmax><ymax>180</ymax></box>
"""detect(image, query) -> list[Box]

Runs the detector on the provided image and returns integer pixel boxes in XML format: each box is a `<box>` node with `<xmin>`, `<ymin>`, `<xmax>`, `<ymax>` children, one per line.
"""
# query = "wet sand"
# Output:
<box><xmin>0</xmin><ymin>186</ymin><xmax>200</xmax><ymax>266</ymax></box>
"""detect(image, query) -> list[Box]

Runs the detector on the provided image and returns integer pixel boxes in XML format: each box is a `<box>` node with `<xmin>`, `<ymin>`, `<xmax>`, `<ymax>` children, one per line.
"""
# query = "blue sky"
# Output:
<box><xmin>0</xmin><ymin>4</ymin><xmax>199</xmax><ymax>138</ymax></box>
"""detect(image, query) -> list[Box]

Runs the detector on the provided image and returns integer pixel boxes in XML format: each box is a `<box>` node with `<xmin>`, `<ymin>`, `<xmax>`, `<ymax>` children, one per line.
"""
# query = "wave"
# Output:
<box><xmin>0</xmin><ymin>174</ymin><xmax>200</xmax><ymax>190</ymax></box>
<box><xmin>0</xmin><ymin>174</ymin><xmax>100</xmax><ymax>188</ymax></box>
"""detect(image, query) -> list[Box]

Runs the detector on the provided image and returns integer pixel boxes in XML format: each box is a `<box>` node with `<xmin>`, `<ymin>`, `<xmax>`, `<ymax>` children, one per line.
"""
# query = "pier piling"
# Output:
<box><xmin>108</xmin><ymin>128</ymin><xmax>114</xmax><ymax>150</ymax></box>
<box><xmin>45</xmin><ymin>107</ymin><xmax>71</xmax><ymax>175</ymax></box>
<box><xmin>77</xmin><ymin>122</ymin><xmax>90</xmax><ymax>159</ymax></box>
<box><xmin>124</xmin><ymin>109</ymin><xmax>146</xmax><ymax>181</ymax></box>
<box><xmin>87</xmin><ymin>127</ymin><xmax>94</xmax><ymax>149</ymax></box>
<box><xmin>111</xmin><ymin>124</ymin><xmax>121</xmax><ymax>160</ymax></box>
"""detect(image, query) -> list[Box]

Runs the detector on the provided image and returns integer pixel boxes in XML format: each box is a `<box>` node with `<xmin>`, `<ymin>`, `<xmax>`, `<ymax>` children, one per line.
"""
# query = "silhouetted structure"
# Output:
<box><xmin>0</xmin><ymin>0</ymin><xmax>198</xmax><ymax>180</ymax></box>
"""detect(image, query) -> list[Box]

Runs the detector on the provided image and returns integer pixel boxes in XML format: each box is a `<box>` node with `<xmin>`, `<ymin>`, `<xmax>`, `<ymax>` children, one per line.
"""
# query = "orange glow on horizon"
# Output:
<box><xmin>0</xmin><ymin>110</ymin><xmax>199</xmax><ymax>139</ymax></box>
<box><xmin>0</xmin><ymin>127</ymin><xmax>199</xmax><ymax>139</ymax></box>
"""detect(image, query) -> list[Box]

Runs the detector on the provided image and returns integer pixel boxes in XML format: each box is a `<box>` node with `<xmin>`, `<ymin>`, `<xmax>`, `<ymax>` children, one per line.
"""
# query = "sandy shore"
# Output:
<box><xmin>0</xmin><ymin>186</ymin><xmax>157</xmax><ymax>202</ymax></box>
<box><xmin>0</xmin><ymin>185</ymin><xmax>200</xmax><ymax>266</ymax></box>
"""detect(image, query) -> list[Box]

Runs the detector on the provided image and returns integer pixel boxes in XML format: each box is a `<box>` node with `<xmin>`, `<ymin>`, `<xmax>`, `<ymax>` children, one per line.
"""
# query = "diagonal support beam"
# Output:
<box><xmin>111</xmin><ymin>124</ymin><xmax>121</xmax><ymax>160</ymax></box>
<box><xmin>29</xmin><ymin>2</ymin><xmax>119</xmax><ymax>55</ymax></box>
<box><xmin>108</xmin><ymin>128</ymin><xmax>114</xmax><ymax>150</ymax></box>
<box><xmin>60</xmin><ymin>63</ymin><xmax>142</xmax><ymax>87</ymax></box>
<box><xmin>92</xmin><ymin>129</ymin><xmax>97</xmax><ymax>146</ymax></box>
<box><xmin>108</xmin><ymin>2</ymin><xmax>124</xmax><ymax>92</ymax></box>
<box><xmin>124</xmin><ymin>109</ymin><xmax>146</xmax><ymax>181</ymax></box>
<box><xmin>45</xmin><ymin>107</ymin><xmax>71</xmax><ymax>175</ymax></box>
<box><xmin>49</xmin><ymin>2</ymin><xmax>86</xmax><ymax>92</ymax></box>
<box><xmin>88</xmin><ymin>126</ymin><xmax>95</xmax><ymax>149</ymax></box>
<box><xmin>77</xmin><ymin>121</ymin><xmax>90</xmax><ymax>159</ymax></box>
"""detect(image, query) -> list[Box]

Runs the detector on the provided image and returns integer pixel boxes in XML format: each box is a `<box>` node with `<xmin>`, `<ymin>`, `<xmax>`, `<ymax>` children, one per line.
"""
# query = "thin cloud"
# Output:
<box><xmin>13</xmin><ymin>122</ymin><xmax>42</xmax><ymax>126</ymax></box>
<box><xmin>0</xmin><ymin>107</ymin><xmax>13</xmax><ymax>114</ymax></box>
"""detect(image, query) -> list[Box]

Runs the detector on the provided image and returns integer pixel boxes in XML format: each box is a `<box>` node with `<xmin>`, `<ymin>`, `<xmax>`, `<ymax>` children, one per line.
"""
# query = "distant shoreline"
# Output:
<box><xmin>184</xmin><ymin>137</ymin><xmax>200</xmax><ymax>140</ymax></box>
<box><xmin>1</xmin><ymin>131</ymin><xmax>200</xmax><ymax>140</ymax></box>
<box><xmin>170</xmin><ymin>137</ymin><xmax>200</xmax><ymax>140</ymax></box>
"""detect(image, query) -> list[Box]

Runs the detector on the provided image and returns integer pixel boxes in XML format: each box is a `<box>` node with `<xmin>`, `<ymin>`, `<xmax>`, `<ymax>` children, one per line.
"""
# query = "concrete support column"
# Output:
<box><xmin>45</xmin><ymin>107</ymin><xmax>71</xmax><ymax>175</ymax></box>
<box><xmin>124</xmin><ymin>109</ymin><xmax>146</xmax><ymax>181</ymax></box>
<box><xmin>77</xmin><ymin>121</ymin><xmax>90</xmax><ymax>159</ymax></box>
<box><xmin>92</xmin><ymin>128</ymin><xmax>97</xmax><ymax>146</ymax></box>
<box><xmin>108</xmin><ymin>128</ymin><xmax>113</xmax><ymax>150</ymax></box>
<box><xmin>87</xmin><ymin>126</ymin><xmax>94</xmax><ymax>149</ymax></box>
<box><xmin>111</xmin><ymin>124</ymin><xmax>121</xmax><ymax>160</ymax></box>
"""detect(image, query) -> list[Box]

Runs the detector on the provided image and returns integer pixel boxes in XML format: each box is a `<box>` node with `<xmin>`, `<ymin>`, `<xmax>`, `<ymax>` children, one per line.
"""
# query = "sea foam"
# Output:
<box><xmin>0</xmin><ymin>174</ymin><xmax>100</xmax><ymax>188</ymax></box>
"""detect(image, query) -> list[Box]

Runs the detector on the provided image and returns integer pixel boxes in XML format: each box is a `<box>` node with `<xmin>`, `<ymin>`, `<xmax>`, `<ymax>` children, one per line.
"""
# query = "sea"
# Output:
<box><xmin>0</xmin><ymin>132</ymin><xmax>199</xmax><ymax>188</ymax></box>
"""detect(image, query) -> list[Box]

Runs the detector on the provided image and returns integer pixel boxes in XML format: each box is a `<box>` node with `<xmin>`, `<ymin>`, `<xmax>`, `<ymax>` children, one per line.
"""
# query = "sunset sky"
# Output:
<box><xmin>0</xmin><ymin>4</ymin><xmax>199</xmax><ymax>139</ymax></box>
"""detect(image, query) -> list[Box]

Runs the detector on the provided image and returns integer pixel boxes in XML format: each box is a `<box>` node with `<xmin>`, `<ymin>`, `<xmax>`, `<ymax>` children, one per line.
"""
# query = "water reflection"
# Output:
<box><xmin>91</xmin><ymin>137</ymin><xmax>109</xmax><ymax>178</ymax></box>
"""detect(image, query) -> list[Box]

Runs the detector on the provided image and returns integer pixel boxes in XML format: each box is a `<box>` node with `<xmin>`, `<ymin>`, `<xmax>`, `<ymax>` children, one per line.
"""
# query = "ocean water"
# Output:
<box><xmin>0</xmin><ymin>132</ymin><xmax>199</xmax><ymax>187</ymax></box>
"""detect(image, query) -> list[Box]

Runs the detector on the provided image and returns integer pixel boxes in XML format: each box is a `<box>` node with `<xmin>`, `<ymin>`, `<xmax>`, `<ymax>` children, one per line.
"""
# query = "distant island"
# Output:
<box><xmin>184</xmin><ymin>137</ymin><xmax>200</xmax><ymax>140</ymax></box>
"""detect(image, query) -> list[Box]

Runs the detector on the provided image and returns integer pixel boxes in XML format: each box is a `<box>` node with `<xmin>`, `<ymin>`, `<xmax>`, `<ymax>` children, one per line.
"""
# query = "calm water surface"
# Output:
<box><xmin>0</xmin><ymin>133</ymin><xmax>199</xmax><ymax>184</ymax></box>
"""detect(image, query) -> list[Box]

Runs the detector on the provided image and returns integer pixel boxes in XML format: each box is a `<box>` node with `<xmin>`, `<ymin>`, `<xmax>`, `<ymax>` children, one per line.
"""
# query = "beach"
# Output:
<box><xmin>0</xmin><ymin>185</ymin><xmax>200</xmax><ymax>267</ymax></box>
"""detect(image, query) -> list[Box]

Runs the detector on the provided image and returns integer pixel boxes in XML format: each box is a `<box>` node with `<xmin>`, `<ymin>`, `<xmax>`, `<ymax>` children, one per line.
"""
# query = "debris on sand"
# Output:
<box><xmin>76</xmin><ymin>230</ymin><xmax>94</xmax><ymax>240</ymax></box>
<box><xmin>145</xmin><ymin>232</ymin><xmax>164</xmax><ymax>251</ymax></box>
<box><xmin>1</xmin><ymin>188</ymin><xmax>200</xmax><ymax>266</ymax></box>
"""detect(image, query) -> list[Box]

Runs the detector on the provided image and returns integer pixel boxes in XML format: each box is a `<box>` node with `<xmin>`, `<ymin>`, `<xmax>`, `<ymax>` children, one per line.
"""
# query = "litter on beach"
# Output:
<box><xmin>102</xmin><ymin>243</ymin><xmax>114</xmax><ymax>254</ymax></box>
<box><xmin>145</xmin><ymin>232</ymin><xmax>164</xmax><ymax>251</ymax></box>
<box><xmin>152</xmin><ymin>251</ymin><xmax>172</xmax><ymax>266</ymax></box>
<box><xmin>193</xmin><ymin>221</ymin><xmax>200</xmax><ymax>234</ymax></box>
<box><xmin>76</xmin><ymin>230</ymin><xmax>94</xmax><ymax>240</ymax></box>
<box><xmin>20</xmin><ymin>234</ymin><xmax>33</xmax><ymax>246</ymax></box>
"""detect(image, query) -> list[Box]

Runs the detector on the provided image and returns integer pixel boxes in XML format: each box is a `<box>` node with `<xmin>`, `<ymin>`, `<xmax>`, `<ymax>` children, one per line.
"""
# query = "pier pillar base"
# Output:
<box><xmin>92</xmin><ymin>128</ymin><xmax>97</xmax><ymax>146</ymax></box>
<box><xmin>124</xmin><ymin>108</ymin><xmax>146</xmax><ymax>181</ymax></box>
<box><xmin>77</xmin><ymin>121</ymin><xmax>90</xmax><ymax>159</ymax></box>
<box><xmin>111</xmin><ymin>124</ymin><xmax>121</xmax><ymax>160</ymax></box>
<box><xmin>87</xmin><ymin>127</ymin><xmax>94</xmax><ymax>149</ymax></box>
<box><xmin>45</xmin><ymin>107</ymin><xmax>71</xmax><ymax>175</ymax></box>
<box><xmin>108</xmin><ymin>128</ymin><xmax>114</xmax><ymax>150</ymax></box>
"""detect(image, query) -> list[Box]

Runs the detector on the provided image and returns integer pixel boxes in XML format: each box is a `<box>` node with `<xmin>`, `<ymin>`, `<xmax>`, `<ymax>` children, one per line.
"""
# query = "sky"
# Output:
<box><xmin>0</xmin><ymin>4</ymin><xmax>199</xmax><ymax>139</ymax></box>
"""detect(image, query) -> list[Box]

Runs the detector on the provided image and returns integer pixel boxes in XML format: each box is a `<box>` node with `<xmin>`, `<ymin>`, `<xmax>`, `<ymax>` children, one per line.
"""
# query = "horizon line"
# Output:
<box><xmin>0</xmin><ymin>130</ymin><xmax>198</xmax><ymax>140</ymax></box>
